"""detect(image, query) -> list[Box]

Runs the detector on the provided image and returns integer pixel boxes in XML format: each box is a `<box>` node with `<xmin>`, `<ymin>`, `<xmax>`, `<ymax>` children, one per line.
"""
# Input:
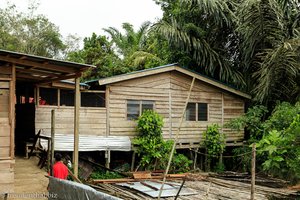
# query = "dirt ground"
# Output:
<box><xmin>9</xmin><ymin>156</ymin><xmax>49</xmax><ymax>200</ymax></box>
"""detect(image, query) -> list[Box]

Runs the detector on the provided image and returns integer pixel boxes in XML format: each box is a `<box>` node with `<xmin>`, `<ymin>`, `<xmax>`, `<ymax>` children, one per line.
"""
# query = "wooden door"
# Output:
<box><xmin>0</xmin><ymin>81</ymin><xmax>11</xmax><ymax>158</ymax></box>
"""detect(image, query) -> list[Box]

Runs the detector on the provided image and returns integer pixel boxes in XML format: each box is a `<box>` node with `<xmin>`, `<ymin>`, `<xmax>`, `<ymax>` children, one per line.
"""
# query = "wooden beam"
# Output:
<box><xmin>106</xmin><ymin>86</ymin><xmax>110</xmax><ymax>137</ymax></box>
<box><xmin>51</xmin><ymin>109</ymin><xmax>55</xmax><ymax>176</ymax></box>
<box><xmin>9</xmin><ymin>64</ymin><xmax>15</xmax><ymax>159</ymax></box>
<box><xmin>16</xmin><ymin>73</ymin><xmax>44</xmax><ymax>80</ymax></box>
<box><xmin>16</xmin><ymin>68</ymin><xmax>58</xmax><ymax>78</ymax></box>
<box><xmin>37</xmin><ymin>72</ymin><xmax>81</xmax><ymax>85</ymax></box>
<box><xmin>168</xmin><ymin>72</ymin><xmax>172</xmax><ymax>137</ymax></box>
<box><xmin>0</xmin><ymin>78</ymin><xmax>11</xmax><ymax>81</ymax></box>
<box><xmin>73</xmin><ymin>77</ymin><xmax>80</xmax><ymax>178</ymax></box>
<box><xmin>0</xmin><ymin>55</ymin><xmax>78</xmax><ymax>73</ymax></box>
<box><xmin>47</xmin><ymin>139</ymin><xmax>51</xmax><ymax>174</ymax></box>
<box><xmin>251</xmin><ymin>143</ymin><xmax>256</xmax><ymax>200</ymax></box>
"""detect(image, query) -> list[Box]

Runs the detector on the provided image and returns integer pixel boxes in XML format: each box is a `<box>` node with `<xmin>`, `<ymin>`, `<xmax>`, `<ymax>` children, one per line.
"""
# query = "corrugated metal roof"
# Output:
<box><xmin>0</xmin><ymin>49</ymin><xmax>95</xmax><ymax>83</ymax></box>
<box><xmin>40</xmin><ymin>134</ymin><xmax>131</xmax><ymax>151</ymax></box>
<box><xmin>0</xmin><ymin>49</ymin><xmax>95</xmax><ymax>70</ymax></box>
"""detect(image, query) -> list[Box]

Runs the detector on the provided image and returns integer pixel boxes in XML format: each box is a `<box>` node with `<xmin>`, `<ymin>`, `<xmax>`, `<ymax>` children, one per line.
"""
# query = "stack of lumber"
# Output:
<box><xmin>209</xmin><ymin>171</ymin><xmax>289</xmax><ymax>188</ymax></box>
<box><xmin>177</xmin><ymin>173</ymin><xmax>300</xmax><ymax>200</ymax></box>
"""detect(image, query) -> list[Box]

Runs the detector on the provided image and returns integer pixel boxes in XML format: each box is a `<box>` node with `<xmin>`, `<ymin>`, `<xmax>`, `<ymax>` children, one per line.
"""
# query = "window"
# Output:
<box><xmin>127</xmin><ymin>100</ymin><xmax>154</xmax><ymax>120</ymax></box>
<box><xmin>81</xmin><ymin>92</ymin><xmax>105</xmax><ymax>107</ymax></box>
<box><xmin>127</xmin><ymin>100</ymin><xmax>140</xmax><ymax>120</ymax></box>
<box><xmin>60</xmin><ymin>89</ymin><xmax>74</xmax><ymax>106</ymax></box>
<box><xmin>198</xmin><ymin>103</ymin><xmax>208</xmax><ymax>121</ymax></box>
<box><xmin>38</xmin><ymin>87</ymin><xmax>105</xmax><ymax>107</ymax></box>
<box><xmin>186</xmin><ymin>103</ymin><xmax>196</xmax><ymax>121</ymax></box>
<box><xmin>39</xmin><ymin>88</ymin><xmax>58</xmax><ymax>106</ymax></box>
<box><xmin>186</xmin><ymin>102</ymin><xmax>208</xmax><ymax>121</ymax></box>
<box><xmin>141</xmin><ymin>100</ymin><xmax>154</xmax><ymax>112</ymax></box>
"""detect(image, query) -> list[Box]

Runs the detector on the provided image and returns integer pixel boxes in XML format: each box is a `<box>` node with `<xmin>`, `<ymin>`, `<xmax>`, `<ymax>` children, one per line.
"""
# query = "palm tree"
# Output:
<box><xmin>103</xmin><ymin>21</ymin><xmax>164</xmax><ymax>70</ymax></box>
<box><xmin>152</xmin><ymin>0</ymin><xmax>244</xmax><ymax>86</ymax></box>
<box><xmin>236</xmin><ymin>0</ymin><xmax>300</xmax><ymax>104</ymax></box>
<box><xmin>103</xmin><ymin>21</ymin><xmax>151</xmax><ymax>57</ymax></box>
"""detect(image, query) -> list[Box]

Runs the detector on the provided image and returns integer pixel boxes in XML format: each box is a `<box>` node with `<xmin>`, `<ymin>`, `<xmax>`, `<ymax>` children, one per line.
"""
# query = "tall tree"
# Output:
<box><xmin>67</xmin><ymin>33</ymin><xmax>124</xmax><ymax>80</ymax></box>
<box><xmin>0</xmin><ymin>4</ymin><xmax>65</xmax><ymax>58</ymax></box>
<box><xmin>236</xmin><ymin>0</ymin><xmax>300</xmax><ymax>104</ymax></box>
<box><xmin>152</xmin><ymin>0</ymin><xmax>244</xmax><ymax>86</ymax></box>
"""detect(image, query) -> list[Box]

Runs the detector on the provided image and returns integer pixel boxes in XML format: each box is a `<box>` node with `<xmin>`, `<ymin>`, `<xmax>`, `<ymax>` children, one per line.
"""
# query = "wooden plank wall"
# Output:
<box><xmin>35</xmin><ymin>107</ymin><xmax>106</xmax><ymax>136</ymax></box>
<box><xmin>170</xmin><ymin>71</ymin><xmax>245</xmax><ymax>146</ymax></box>
<box><xmin>107</xmin><ymin>71</ymin><xmax>245</xmax><ymax>148</ymax></box>
<box><xmin>170</xmin><ymin>71</ymin><xmax>223</xmax><ymax>146</ymax></box>
<box><xmin>108</xmin><ymin>73</ymin><xmax>171</xmax><ymax>137</ymax></box>
<box><xmin>0</xmin><ymin>65</ymin><xmax>14</xmax><ymax>193</ymax></box>
<box><xmin>222</xmin><ymin>93</ymin><xmax>245</xmax><ymax>143</ymax></box>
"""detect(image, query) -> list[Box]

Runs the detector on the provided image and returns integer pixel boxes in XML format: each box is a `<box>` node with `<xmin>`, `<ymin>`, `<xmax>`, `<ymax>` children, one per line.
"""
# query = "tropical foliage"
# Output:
<box><xmin>153</xmin><ymin>0</ymin><xmax>300</xmax><ymax>106</ymax></box>
<box><xmin>227</xmin><ymin>101</ymin><xmax>300</xmax><ymax>181</ymax></box>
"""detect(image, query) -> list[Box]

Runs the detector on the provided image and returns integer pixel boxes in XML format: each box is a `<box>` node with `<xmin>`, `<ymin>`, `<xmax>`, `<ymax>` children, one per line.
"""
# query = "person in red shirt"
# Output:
<box><xmin>52</xmin><ymin>153</ymin><xmax>68</xmax><ymax>179</ymax></box>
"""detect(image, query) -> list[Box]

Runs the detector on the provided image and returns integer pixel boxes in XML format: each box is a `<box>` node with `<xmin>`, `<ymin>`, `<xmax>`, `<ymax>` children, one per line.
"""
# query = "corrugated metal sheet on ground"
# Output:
<box><xmin>40</xmin><ymin>133</ymin><xmax>131</xmax><ymax>151</ymax></box>
<box><xmin>48</xmin><ymin>176</ymin><xmax>121</xmax><ymax>200</ymax></box>
<box><xmin>116</xmin><ymin>181</ymin><xmax>198</xmax><ymax>198</ymax></box>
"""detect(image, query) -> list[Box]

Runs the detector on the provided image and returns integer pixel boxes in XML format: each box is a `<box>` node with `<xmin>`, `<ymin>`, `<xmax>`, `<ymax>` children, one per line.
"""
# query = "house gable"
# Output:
<box><xmin>98</xmin><ymin>64</ymin><xmax>251</xmax><ymax>100</ymax></box>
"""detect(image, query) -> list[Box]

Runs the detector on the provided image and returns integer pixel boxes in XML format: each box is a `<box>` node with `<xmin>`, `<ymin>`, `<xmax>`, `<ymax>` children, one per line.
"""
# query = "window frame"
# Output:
<box><xmin>186</xmin><ymin>102</ymin><xmax>209</xmax><ymax>122</ymax></box>
<box><xmin>126</xmin><ymin>99</ymin><xmax>155</xmax><ymax>120</ymax></box>
<box><xmin>37</xmin><ymin>87</ymin><xmax>105</xmax><ymax>108</ymax></box>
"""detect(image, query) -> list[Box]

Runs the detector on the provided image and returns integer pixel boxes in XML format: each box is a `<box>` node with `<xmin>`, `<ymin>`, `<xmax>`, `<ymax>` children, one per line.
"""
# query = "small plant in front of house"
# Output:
<box><xmin>202</xmin><ymin>124</ymin><xmax>225</xmax><ymax>172</ymax></box>
<box><xmin>170</xmin><ymin>153</ymin><xmax>192</xmax><ymax>173</ymax></box>
<box><xmin>134</xmin><ymin>110</ymin><xmax>171</xmax><ymax>170</ymax></box>
<box><xmin>134</xmin><ymin>110</ymin><xmax>192</xmax><ymax>172</ymax></box>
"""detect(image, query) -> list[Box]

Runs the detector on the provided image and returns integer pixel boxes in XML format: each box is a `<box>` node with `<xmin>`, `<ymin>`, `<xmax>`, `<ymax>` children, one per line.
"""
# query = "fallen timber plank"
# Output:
<box><xmin>92</xmin><ymin>174</ymin><xmax>186</xmax><ymax>184</ymax></box>
<box><xmin>93</xmin><ymin>178</ymin><xmax>136</xmax><ymax>184</ymax></box>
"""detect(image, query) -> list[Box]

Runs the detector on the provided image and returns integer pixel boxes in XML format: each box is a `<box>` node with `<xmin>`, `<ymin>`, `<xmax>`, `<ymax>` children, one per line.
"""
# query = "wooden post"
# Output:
<box><xmin>219</xmin><ymin>153</ymin><xmax>223</xmax><ymax>168</ymax></box>
<box><xmin>9</xmin><ymin>64</ymin><xmax>16</xmax><ymax>159</ymax></box>
<box><xmin>106</xmin><ymin>86</ymin><xmax>110</xmax><ymax>137</ymax></box>
<box><xmin>47</xmin><ymin>139</ymin><xmax>51</xmax><ymax>173</ymax></box>
<box><xmin>168</xmin><ymin>78</ymin><xmax>172</xmax><ymax>138</ymax></box>
<box><xmin>250</xmin><ymin>143</ymin><xmax>256</xmax><ymax>200</ymax></box>
<box><xmin>131</xmin><ymin>151</ymin><xmax>136</xmax><ymax>171</ymax></box>
<box><xmin>36</xmin><ymin>86</ymin><xmax>40</xmax><ymax>106</ymax></box>
<box><xmin>50</xmin><ymin>109</ymin><xmax>55</xmax><ymax>176</ymax></box>
<box><xmin>193</xmin><ymin>148</ymin><xmax>198</xmax><ymax>170</ymax></box>
<box><xmin>73</xmin><ymin>77</ymin><xmax>80</xmax><ymax>178</ymax></box>
<box><xmin>105</xmin><ymin>150</ymin><xmax>111</xmax><ymax>169</ymax></box>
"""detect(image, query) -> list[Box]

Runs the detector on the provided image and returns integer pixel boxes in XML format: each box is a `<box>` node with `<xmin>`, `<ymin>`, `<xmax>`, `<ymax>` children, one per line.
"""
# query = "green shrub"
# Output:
<box><xmin>257</xmin><ymin>114</ymin><xmax>300</xmax><ymax>182</ymax></box>
<box><xmin>202</xmin><ymin>124</ymin><xmax>225</xmax><ymax>172</ymax></box>
<box><xmin>134</xmin><ymin>110</ymin><xmax>192</xmax><ymax>172</ymax></box>
<box><xmin>171</xmin><ymin>153</ymin><xmax>192</xmax><ymax>173</ymax></box>
<box><xmin>90</xmin><ymin>169</ymin><xmax>124</xmax><ymax>179</ymax></box>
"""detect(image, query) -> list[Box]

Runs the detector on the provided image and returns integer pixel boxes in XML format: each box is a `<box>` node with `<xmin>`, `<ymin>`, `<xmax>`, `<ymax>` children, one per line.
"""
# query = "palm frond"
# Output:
<box><xmin>236</xmin><ymin>0</ymin><xmax>285</xmax><ymax>70</ymax></box>
<box><xmin>252</xmin><ymin>39</ymin><xmax>300</xmax><ymax>103</ymax></box>
<box><xmin>181</xmin><ymin>0</ymin><xmax>236</xmax><ymax>27</ymax></box>
<box><xmin>153</xmin><ymin>18</ymin><xmax>244</xmax><ymax>85</ymax></box>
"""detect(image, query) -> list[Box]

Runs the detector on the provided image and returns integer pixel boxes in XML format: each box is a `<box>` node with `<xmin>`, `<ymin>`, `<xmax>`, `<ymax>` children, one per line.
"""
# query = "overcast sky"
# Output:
<box><xmin>0</xmin><ymin>0</ymin><xmax>163</xmax><ymax>39</ymax></box>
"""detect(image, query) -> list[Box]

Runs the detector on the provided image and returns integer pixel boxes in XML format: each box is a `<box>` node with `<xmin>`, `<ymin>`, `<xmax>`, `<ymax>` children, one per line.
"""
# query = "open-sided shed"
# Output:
<box><xmin>0</xmin><ymin>49</ymin><xmax>94</xmax><ymax>193</ymax></box>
